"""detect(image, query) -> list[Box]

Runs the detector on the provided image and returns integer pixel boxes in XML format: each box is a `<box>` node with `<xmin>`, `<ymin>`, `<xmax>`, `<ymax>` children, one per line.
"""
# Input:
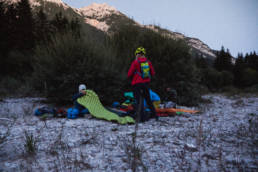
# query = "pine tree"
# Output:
<box><xmin>6</xmin><ymin>4</ymin><xmax>19</xmax><ymax>50</ymax></box>
<box><xmin>195</xmin><ymin>54</ymin><xmax>208</xmax><ymax>69</ymax></box>
<box><xmin>214</xmin><ymin>46</ymin><xmax>233</xmax><ymax>71</ymax></box>
<box><xmin>246</xmin><ymin>51</ymin><xmax>258</xmax><ymax>72</ymax></box>
<box><xmin>0</xmin><ymin>1</ymin><xmax>7</xmax><ymax>76</ymax></box>
<box><xmin>70</xmin><ymin>17</ymin><xmax>81</xmax><ymax>38</ymax></box>
<box><xmin>35</xmin><ymin>8</ymin><xmax>52</xmax><ymax>43</ymax></box>
<box><xmin>233</xmin><ymin>53</ymin><xmax>246</xmax><ymax>87</ymax></box>
<box><xmin>51</xmin><ymin>12</ymin><xmax>69</xmax><ymax>34</ymax></box>
<box><xmin>0</xmin><ymin>1</ymin><xmax>6</xmax><ymax>53</ymax></box>
<box><xmin>16</xmin><ymin>0</ymin><xmax>35</xmax><ymax>51</ymax></box>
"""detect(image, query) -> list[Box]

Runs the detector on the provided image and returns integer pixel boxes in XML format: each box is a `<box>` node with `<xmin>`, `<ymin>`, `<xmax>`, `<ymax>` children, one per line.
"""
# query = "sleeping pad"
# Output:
<box><xmin>156</xmin><ymin>108</ymin><xmax>199</xmax><ymax>114</ymax></box>
<box><xmin>77</xmin><ymin>90</ymin><xmax>135</xmax><ymax>124</ymax></box>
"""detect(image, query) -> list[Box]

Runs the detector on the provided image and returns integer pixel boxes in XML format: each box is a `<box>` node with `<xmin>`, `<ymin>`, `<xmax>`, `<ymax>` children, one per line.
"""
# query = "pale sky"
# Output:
<box><xmin>63</xmin><ymin>0</ymin><xmax>258</xmax><ymax>57</ymax></box>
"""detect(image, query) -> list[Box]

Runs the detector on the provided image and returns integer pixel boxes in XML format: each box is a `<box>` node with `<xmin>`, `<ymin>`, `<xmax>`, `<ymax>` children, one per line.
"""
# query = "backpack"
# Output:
<box><xmin>34</xmin><ymin>107</ymin><xmax>56</xmax><ymax>116</ymax></box>
<box><xmin>137</xmin><ymin>60</ymin><xmax>151</xmax><ymax>79</ymax></box>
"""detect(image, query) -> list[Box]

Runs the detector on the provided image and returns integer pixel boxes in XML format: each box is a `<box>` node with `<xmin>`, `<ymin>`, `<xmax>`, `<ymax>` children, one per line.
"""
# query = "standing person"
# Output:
<box><xmin>127</xmin><ymin>47</ymin><xmax>158</xmax><ymax>121</ymax></box>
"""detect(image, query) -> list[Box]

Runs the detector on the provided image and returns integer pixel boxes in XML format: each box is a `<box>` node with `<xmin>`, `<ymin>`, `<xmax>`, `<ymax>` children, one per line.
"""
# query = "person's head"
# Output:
<box><xmin>166</xmin><ymin>87</ymin><xmax>171</xmax><ymax>92</ymax></box>
<box><xmin>78</xmin><ymin>84</ymin><xmax>86</xmax><ymax>93</ymax></box>
<box><xmin>135</xmin><ymin>47</ymin><xmax>146</xmax><ymax>58</ymax></box>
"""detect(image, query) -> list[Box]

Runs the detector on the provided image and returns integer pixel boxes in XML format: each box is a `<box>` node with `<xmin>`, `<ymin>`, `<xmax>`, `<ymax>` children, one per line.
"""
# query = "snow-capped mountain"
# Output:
<box><xmin>6</xmin><ymin>0</ymin><xmax>216</xmax><ymax>59</ymax></box>
<box><xmin>76</xmin><ymin>3</ymin><xmax>216</xmax><ymax>59</ymax></box>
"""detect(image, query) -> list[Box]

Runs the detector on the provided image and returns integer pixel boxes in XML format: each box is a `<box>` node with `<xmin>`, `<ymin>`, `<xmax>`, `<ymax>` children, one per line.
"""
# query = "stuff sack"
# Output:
<box><xmin>34</xmin><ymin>107</ymin><xmax>56</xmax><ymax>116</ymax></box>
<box><xmin>67</xmin><ymin>108</ymin><xmax>79</xmax><ymax>119</ymax></box>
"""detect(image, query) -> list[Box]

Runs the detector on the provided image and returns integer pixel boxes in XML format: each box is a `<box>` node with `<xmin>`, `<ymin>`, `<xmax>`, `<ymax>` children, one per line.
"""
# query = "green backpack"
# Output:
<box><xmin>137</xmin><ymin>60</ymin><xmax>151</xmax><ymax>79</ymax></box>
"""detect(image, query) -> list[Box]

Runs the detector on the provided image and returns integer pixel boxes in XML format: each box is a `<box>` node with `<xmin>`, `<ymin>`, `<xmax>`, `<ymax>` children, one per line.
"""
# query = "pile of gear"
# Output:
<box><xmin>34</xmin><ymin>84</ymin><xmax>183</xmax><ymax>124</ymax></box>
<box><xmin>34</xmin><ymin>47</ymin><xmax>198</xmax><ymax>124</ymax></box>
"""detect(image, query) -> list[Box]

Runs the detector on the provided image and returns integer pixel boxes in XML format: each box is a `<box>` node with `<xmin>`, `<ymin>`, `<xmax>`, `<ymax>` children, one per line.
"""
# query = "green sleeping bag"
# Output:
<box><xmin>77</xmin><ymin>90</ymin><xmax>135</xmax><ymax>124</ymax></box>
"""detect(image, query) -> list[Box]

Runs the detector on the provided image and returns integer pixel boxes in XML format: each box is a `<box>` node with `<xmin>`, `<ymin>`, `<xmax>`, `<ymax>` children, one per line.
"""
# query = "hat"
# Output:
<box><xmin>79</xmin><ymin>84</ymin><xmax>86</xmax><ymax>92</ymax></box>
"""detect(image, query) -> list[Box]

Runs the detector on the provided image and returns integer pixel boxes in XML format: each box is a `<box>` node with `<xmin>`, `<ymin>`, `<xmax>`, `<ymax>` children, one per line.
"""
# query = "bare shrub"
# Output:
<box><xmin>24</xmin><ymin>131</ymin><xmax>37</xmax><ymax>155</ymax></box>
<box><xmin>122</xmin><ymin>137</ymin><xmax>147</xmax><ymax>172</ymax></box>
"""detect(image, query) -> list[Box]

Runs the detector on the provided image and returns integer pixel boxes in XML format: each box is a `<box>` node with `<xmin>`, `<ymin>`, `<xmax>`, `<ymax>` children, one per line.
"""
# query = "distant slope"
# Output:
<box><xmin>5</xmin><ymin>0</ymin><xmax>106</xmax><ymax>39</ymax></box>
<box><xmin>77</xmin><ymin>3</ymin><xmax>216</xmax><ymax>59</ymax></box>
<box><xmin>6</xmin><ymin>0</ymin><xmax>217</xmax><ymax>59</ymax></box>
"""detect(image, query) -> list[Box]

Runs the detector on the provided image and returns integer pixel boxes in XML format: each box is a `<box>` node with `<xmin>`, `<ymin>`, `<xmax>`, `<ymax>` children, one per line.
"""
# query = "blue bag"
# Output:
<box><xmin>67</xmin><ymin>108</ymin><xmax>79</xmax><ymax>119</ymax></box>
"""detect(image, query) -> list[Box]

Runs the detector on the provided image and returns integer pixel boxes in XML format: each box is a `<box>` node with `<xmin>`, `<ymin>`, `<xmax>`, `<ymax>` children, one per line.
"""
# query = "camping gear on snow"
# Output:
<box><xmin>120</xmin><ymin>105</ymin><xmax>198</xmax><ymax>116</ymax></box>
<box><xmin>157</xmin><ymin>111</ymin><xmax>183</xmax><ymax>117</ymax></box>
<box><xmin>67</xmin><ymin>108</ymin><xmax>79</xmax><ymax>119</ymax></box>
<box><xmin>112</xmin><ymin>101</ymin><xmax>120</xmax><ymax>108</ymax></box>
<box><xmin>122</xmin><ymin>92</ymin><xmax>134</xmax><ymax>106</ymax></box>
<box><xmin>34</xmin><ymin>107</ymin><xmax>67</xmax><ymax>118</ymax></box>
<box><xmin>164</xmin><ymin>101</ymin><xmax>176</xmax><ymax>108</ymax></box>
<box><xmin>106</xmin><ymin>107</ymin><xmax>130</xmax><ymax>117</ymax></box>
<box><xmin>156</xmin><ymin>108</ymin><xmax>199</xmax><ymax>114</ymax></box>
<box><xmin>123</xmin><ymin>90</ymin><xmax>160</xmax><ymax>109</ymax></box>
<box><xmin>34</xmin><ymin>107</ymin><xmax>56</xmax><ymax>116</ymax></box>
<box><xmin>67</xmin><ymin>108</ymin><xmax>89</xmax><ymax>119</ymax></box>
<box><xmin>164</xmin><ymin>88</ymin><xmax>177</xmax><ymax>107</ymax></box>
<box><xmin>147</xmin><ymin>89</ymin><xmax>160</xmax><ymax>108</ymax></box>
<box><xmin>77</xmin><ymin>90</ymin><xmax>135</xmax><ymax>124</ymax></box>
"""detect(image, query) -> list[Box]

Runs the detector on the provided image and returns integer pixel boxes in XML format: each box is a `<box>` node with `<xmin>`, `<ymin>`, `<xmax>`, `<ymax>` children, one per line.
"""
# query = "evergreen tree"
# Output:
<box><xmin>51</xmin><ymin>12</ymin><xmax>69</xmax><ymax>34</ymax></box>
<box><xmin>16</xmin><ymin>0</ymin><xmax>35</xmax><ymax>51</ymax></box>
<box><xmin>70</xmin><ymin>17</ymin><xmax>81</xmax><ymax>38</ymax></box>
<box><xmin>35</xmin><ymin>8</ymin><xmax>52</xmax><ymax>43</ymax></box>
<box><xmin>0</xmin><ymin>1</ymin><xmax>7</xmax><ymax>76</ymax></box>
<box><xmin>195</xmin><ymin>54</ymin><xmax>208</xmax><ymax>69</ymax></box>
<box><xmin>0</xmin><ymin>1</ymin><xmax>6</xmax><ymax>53</ymax></box>
<box><xmin>233</xmin><ymin>53</ymin><xmax>246</xmax><ymax>87</ymax></box>
<box><xmin>214</xmin><ymin>46</ymin><xmax>233</xmax><ymax>72</ymax></box>
<box><xmin>6</xmin><ymin>4</ymin><xmax>19</xmax><ymax>50</ymax></box>
<box><xmin>246</xmin><ymin>51</ymin><xmax>258</xmax><ymax>71</ymax></box>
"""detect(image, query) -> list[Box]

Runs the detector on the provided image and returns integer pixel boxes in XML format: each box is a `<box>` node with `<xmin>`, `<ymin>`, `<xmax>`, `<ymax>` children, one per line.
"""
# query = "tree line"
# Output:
<box><xmin>0</xmin><ymin>0</ymin><xmax>81</xmax><ymax>77</ymax></box>
<box><xmin>0</xmin><ymin>0</ymin><xmax>257</xmax><ymax>105</ymax></box>
<box><xmin>196</xmin><ymin>46</ymin><xmax>258</xmax><ymax>91</ymax></box>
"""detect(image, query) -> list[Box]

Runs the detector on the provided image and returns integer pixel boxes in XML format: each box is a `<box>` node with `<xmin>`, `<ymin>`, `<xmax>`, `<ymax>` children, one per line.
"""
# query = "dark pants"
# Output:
<box><xmin>132</xmin><ymin>83</ymin><xmax>157</xmax><ymax>121</ymax></box>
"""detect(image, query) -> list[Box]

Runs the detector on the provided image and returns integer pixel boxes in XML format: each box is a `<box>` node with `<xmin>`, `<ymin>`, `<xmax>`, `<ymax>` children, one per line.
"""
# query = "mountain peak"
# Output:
<box><xmin>44</xmin><ymin>0</ymin><xmax>64</xmax><ymax>4</ymax></box>
<box><xmin>79</xmin><ymin>3</ymin><xmax>119</xmax><ymax>19</ymax></box>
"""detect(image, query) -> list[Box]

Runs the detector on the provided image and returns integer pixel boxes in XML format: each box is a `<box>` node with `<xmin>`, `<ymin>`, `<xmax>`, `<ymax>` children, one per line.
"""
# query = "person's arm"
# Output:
<box><xmin>72</xmin><ymin>93</ymin><xmax>84</xmax><ymax>102</ymax></box>
<box><xmin>148</xmin><ymin>61</ymin><xmax>155</xmax><ymax>76</ymax></box>
<box><xmin>127</xmin><ymin>61</ymin><xmax>136</xmax><ymax>78</ymax></box>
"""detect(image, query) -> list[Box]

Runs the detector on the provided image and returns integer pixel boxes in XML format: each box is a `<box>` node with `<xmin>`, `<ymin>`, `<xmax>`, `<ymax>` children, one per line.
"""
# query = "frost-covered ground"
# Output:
<box><xmin>0</xmin><ymin>94</ymin><xmax>257</xmax><ymax>172</ymax></box>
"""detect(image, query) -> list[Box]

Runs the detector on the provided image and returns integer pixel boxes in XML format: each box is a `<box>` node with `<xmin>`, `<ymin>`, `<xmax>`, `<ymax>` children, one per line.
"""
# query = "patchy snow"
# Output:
<box><xmin>144</xmin><ymin>25</ymin><xmax>216</xmax><ymax>59</ymax></box>
<box><xmin>0</xmin><ymin>98</ymin><xmax>45</xmax><ymax>117</ymax></box>
<box><xmin>78</xmin><ymin>3</ymin><xmax>121</xmax><ymax>31</ymax></box>
<box><xmin>5</xmin><ymin>0</ymin><xmax>69</xmax><ymax>9</ymax></box>
<box><xmin>188</xmin><ymin>38</ymin><xmax>216</xmax><ymax>58</ymax></box>
<box><xmin>79</xmin><ymin>3</ymin><xmax>119</xmax><ymax>19</ymax></box>
<box><xmin>5</xmin><ymin>0</ymin><xmax>40</xmax><ymax>7</ymax></box>
<box><xmin>84</xmin><ymin>18</ymin><xmax>109</xmax><ymax>32</ymax></box>
<box><xmin>0</xmin><ymin>94</ymin><xmax>257</xmax><ymax>171</ymax></box>
<box><xmin>0</xmin><ymin>8</ymin><xmax>243</xmax><ymax>171</ymax></box>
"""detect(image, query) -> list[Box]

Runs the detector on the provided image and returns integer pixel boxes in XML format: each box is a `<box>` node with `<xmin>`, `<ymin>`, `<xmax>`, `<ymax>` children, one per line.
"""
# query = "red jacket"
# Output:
<box><xmin>127</xmin><ymin>57</ymin><xmax>155</xmax><ymax>85</ymax></box>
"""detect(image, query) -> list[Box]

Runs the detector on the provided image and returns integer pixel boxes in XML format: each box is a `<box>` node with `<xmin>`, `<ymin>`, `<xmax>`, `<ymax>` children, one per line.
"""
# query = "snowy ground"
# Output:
<box><xmin>0</xmin><ymin>94</ymin><xmax>257</xmax><ymax>172</ymax></box>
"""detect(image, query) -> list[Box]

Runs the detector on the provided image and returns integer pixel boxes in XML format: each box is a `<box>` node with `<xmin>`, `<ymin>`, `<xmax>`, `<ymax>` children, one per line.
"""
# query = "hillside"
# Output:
<box><xmin>5</xmin><ymin>0</ymin><xmax>217</xmax><ymax>59</ymax></box>
<box><xmin>77</xmin><ymin>3</ymin><xmax>216</xmax><ymax>59</ymax></box>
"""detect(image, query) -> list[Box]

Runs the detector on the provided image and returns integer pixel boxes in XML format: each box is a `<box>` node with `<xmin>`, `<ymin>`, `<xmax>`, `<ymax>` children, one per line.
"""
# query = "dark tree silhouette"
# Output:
<box><xmin>16</xmin><ymin>0</ymin><xmax>35</xmax><ymax>51</ymax></box>
<box><xmin>214</xmin><ymin>46</ymin><xmax>233</xmax><ymax>72</ymax></box>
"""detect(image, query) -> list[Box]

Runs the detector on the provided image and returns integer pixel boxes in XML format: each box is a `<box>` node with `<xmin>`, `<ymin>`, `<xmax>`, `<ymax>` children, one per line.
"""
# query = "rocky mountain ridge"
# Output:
<box><xmin>6</xmin><ymin>0</ymin><xmax>217</xmax><ymax>59</ymax></box>
<box><xmin>76</xmin><ymin>3</ymin><xmax>216</xmax><ymax>59</ymax></box>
